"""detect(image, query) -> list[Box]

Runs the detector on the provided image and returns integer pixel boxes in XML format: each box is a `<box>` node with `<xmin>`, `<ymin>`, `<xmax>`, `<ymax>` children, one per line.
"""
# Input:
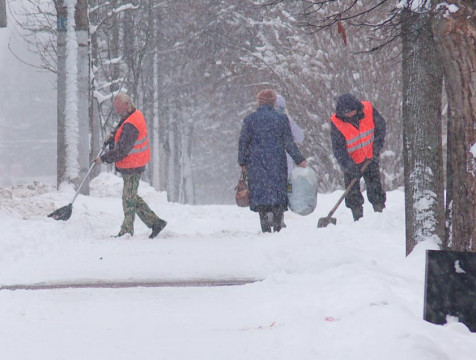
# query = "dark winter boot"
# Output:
<box><xmin>351</xmin><ymin>206</ymin><xmax>363</xmax><ymax>221</ymax></box>
<box><xmin>149</xmin><ymin>219</ymin><xmax>167</xmax><ymax>239</ymax></box>
<box><xmin>267</xmin><ymin>212</ymin><xmax>286</xmax><ymax>229</ymax></box>
<box><xmin>373</xmin><ymin>203</ymin><xmax>385</xmax><ymax>213</ymax></box>
<box><xmin>271</xmin><ymin>208</ymin><xmax>284</xmax><ymax>232</ymax></box>
<box><xmin>259</xmin><ymin>212</ymin><xmax>272</xmax><ymax>233</ymax></box>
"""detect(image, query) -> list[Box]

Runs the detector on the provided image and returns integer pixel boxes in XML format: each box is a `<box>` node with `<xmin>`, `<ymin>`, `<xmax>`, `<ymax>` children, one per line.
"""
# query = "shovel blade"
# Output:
<box><xmin>317</xmin><ymin>216</ymin><xmax>337</xmax><ymax>228</ymax></box>
<box><xmin>48</xmin><ymin>203</ymin><xmax>73</xmax><ymax>221</ymax></box>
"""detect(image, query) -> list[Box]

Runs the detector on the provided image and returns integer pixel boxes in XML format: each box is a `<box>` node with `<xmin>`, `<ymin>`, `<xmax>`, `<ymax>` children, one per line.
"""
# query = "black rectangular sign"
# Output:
<box><xmin>424</xmin><ymin>250</ymin><xmax>476</xmax><ymax>332</ymax></box>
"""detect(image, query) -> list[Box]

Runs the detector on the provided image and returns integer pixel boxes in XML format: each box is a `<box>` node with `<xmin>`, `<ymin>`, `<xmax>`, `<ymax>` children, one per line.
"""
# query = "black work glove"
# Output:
<box><xmin>103</xmin><ymin>133</ymin><xmax>114</xmax><ymax>147</ymax></box>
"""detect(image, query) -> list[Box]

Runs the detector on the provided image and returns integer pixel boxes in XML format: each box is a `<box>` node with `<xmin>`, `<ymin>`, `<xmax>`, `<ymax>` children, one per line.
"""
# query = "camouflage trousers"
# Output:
<box><xmin>120</xmin><ymin>172</ymin><xmax>159</xmax><ymax>234</ymax></box>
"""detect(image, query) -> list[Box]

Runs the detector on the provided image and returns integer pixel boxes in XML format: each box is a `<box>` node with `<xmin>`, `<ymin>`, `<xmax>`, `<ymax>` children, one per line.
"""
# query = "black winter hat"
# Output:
<box><xmin>336</xmin><ymin>93</ymin><xmax>363</xmax><ymax>118</ymax></box>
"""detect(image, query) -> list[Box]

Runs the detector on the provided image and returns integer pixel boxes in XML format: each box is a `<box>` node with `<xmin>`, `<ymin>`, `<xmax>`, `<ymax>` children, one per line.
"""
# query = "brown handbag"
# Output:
<box><xmin>235</xmin><ymin>170</ymin><xmax>250</xmax><ymax>207</ymax></box>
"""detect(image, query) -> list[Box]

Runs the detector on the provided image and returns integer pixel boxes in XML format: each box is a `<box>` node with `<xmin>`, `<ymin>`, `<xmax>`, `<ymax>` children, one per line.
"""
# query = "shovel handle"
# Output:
<box><xmin>325</xmin><ymin>159</ymin><xmax>372</xmax><ymax>219</ymax></box>
<box><xmin>70</xmin><ymin>145</ymin><xmax>107</xmax><ymax>204</ymax></box>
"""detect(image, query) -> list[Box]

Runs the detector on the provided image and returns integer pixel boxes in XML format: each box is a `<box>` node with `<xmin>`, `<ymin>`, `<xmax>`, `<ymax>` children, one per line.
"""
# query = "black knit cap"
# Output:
<box><xmin>336</xmin><ymin>93</ymin><xmax>363</xmax><ymax>118</ymax></box>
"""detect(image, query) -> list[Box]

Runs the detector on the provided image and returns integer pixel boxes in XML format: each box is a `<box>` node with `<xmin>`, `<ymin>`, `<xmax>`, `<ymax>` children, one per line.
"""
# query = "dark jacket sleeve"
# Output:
<box><xmin>100</xmin><ymin>123</ymin><xmax>139</xmax><ymax>164</ymax></box>
<box><xmin>238</xmin><ymin>116</ymin><xmax>251</xmax><ymax>166</ymax></box>
<box><xmin>331</xmin><ymin>122</ymin><xmax>358</xmax><ymax>173</ymax></box>
<box><xmin>372</xmin><ymin>108</ymin><xmax>386</xmax><ymax>156</ymax></box>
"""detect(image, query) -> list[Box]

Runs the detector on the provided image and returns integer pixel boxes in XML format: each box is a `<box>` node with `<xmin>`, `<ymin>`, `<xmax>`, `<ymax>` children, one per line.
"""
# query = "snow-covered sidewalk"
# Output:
<box><xmin>0</xmin><ymin>173</ymin><xmax>474</xmax><ymax>360</ymax></box>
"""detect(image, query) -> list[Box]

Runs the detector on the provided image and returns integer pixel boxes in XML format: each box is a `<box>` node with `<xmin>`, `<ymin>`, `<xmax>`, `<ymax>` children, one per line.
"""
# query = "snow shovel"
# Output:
<box><xmin>48</xmin><ymin>146</ymin><xmax>106</xmax><ymax>221</ymax></box>
<box><xmin>317</xmin><ymin>159</ymin><xmax>371</xmax><ymax>228</ymax></box>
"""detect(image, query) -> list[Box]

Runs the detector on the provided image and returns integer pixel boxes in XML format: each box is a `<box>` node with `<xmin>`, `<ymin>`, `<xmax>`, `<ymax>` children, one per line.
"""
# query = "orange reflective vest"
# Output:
<box><xmin>115</xmin><ymin>110</ymin><xmax>151</xmax><ymax>169</ymax></box>
<box><xmin>330</xmin><ymin>101</ymin><xmax>374</xmax><ymax>164</ymax></box>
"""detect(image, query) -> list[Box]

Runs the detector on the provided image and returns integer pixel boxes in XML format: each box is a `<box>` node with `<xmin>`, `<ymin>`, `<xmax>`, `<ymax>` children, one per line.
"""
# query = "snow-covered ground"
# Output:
<box><xmin>0</xmin><ymin>173</ymin><xmax>474</xmax><ymax>360</ymax></box>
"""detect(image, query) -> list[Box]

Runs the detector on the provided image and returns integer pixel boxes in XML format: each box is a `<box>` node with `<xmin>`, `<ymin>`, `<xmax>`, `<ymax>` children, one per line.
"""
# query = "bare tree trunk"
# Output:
<box><xmin>110</xmin><ymin>0</ymin><xmax>120</xmax><ymax>94</ymax></box>
<box><xmin>0</xmin><ymin>0</ymin><xmax>6</xmax><ymax>28</ymax></box>
<box><xmin>179</xmin><ymin>123</ymin><xmax>195</xmax><ymax>204</ymax></box>
<box><xmin>432</xmin><ymin>1</ymin><xmax>476</xmax><ymax>252</ymax></box>
<box><xmin>156</xmin><ymin>12</ymin><xmax>166</xmax><ymax>192</ymax></box>
<box><xmin>89</xmin><ymin>0</ymin><xmax>101</xmax><ymax>179</ymax></box>
<box><xmin>165</xmin><ymin>116</ymin><xmax>178</xmax><ymax>202</ymax></box>
<box><xmin>64</xmin><ymin>0</ymin><xmax>80</xmax><ymax>184</ymax></box>
<box><xmin>76</xmin><ymin>0</ymin><xmax>90</xmax><ymax>194</ymax></box>
<box><xmin>151</xmin><ymin>51</ymin><xmax>161</xmax><ymax>190</ymax></box>
<box><xmin>148</xmin><ymin>3</ymin><xmax>162</xmax><ymax>191</ymax></box>
<box><xmin>401</xmin><ymin>8</ymin><xmax>445</xmax><ymax>255</ymax></box>
<box><xmin>122</xmin><ymin>7</ymin><xmax>136</xmax><ymax>100</ymax></box>
<box><xmin>55</xmin><ymin>1</ymin><xmax>67</xmax><ymax>187</ymax></box>
<box><xmin>158</xmin><ymin>109</ymin><xmax>167</xmax><ymax>192</ymax></box>
<box><xmin>157</xmin><ymin>83</ymin><xmax>167</xmax><ymax>193</ymax></box>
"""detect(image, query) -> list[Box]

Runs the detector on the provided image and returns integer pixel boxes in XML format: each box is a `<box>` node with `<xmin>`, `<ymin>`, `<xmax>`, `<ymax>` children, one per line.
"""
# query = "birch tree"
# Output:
<box><xmin>75</xmin><ymin>0</ymin><xmax>90</xmax><ymax>194</ymax></box>
<box><xmin>54</xmin><ymin>0</ymin><xmax>68</xmax><ymax>186</ymax></box>
<box><xmin>51</xmin><ymin>0</ymin><xmax>88</xmax><ymax>189</ymax></box>
<box><xmin>89</xmin><ymin>0</ymin><xmax>101</xmax><ymax>179</ymax></box>
<box><xmin>63</xmin><ymin>0</ymin><xmax>80</xmax><ymax>186</ymax></box>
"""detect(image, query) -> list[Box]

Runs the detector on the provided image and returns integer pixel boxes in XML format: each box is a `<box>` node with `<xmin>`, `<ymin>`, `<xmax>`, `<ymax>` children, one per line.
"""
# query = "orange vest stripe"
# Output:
<box><xmin>330</xmin><ymin>101</ymin><xmax>375</xmax><ymax>164</ymax></box>
<box><xmin>115</xmin><ymin>110</ymin><xmax>151</xmax><ymax>169</ymax></box>
<box><xmin>128</xmin><ymin>135</ymin><xmax>150</xmax><ymax>155</ymax></box>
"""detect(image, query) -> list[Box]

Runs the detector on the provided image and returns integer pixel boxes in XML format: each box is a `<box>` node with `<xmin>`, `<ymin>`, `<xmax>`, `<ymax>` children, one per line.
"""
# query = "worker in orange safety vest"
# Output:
<box><xmin>96</xmin><ymin>93</ymin><xmax>167</xmax><ymax>238</ymax></box>
<box><xmin>330</xmin><ymin>93</ymin><xmax>386</xmax><ymax>221</ymax></box>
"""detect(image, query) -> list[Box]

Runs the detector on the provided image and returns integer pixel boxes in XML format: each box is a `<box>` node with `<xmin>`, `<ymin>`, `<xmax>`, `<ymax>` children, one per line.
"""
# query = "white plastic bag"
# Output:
<box><xmin>288</xmin><ymin>167</ymin><xmax>318</xmax><ymax>216</ymax></box>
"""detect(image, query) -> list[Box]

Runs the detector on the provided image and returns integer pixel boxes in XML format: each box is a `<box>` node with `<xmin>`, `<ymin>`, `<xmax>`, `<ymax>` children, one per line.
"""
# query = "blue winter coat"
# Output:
<box><xmin>238</xmin><ymin>104</ymin><xmax>305</xmax><ymax>211</ymax></box>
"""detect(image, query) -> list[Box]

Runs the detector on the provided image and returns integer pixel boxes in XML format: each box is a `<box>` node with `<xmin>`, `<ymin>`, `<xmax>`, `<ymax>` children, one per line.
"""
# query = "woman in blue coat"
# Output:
<box><xmin>238</xmin><ymin>89</ymin><xmax>307</xmax><ymax>232</ymax></box>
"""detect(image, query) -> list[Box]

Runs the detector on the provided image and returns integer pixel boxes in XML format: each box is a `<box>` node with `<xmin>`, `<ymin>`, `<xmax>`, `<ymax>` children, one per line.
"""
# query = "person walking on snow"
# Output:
<box><xmin>330</xmin><ymin>93</ymin><xmax>386</xmax><ymax>221</ymax></box>
<box><xmin>238</xmin><ymin>89</ymin><xmax>306</xmax><ymax>233</ymax></box>
<box><xmin>95</xmin><ymin>93</ymin><xmax>167</xmax><ymax>238</ymax></box>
